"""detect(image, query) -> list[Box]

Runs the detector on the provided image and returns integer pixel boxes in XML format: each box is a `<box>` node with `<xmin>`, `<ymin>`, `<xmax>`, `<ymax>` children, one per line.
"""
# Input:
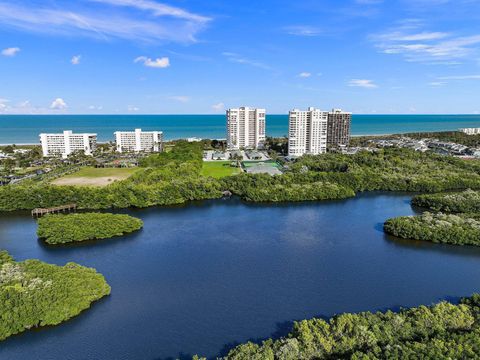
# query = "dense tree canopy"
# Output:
<box><xmin>138</xmin><ymin>140</ymin><xmax>203</xmax><ymax>168</ymax></box>
<box><xmin>0</xmin><ymin>251</ymin><xmax>110</xmax><ymax>341</ymax></box>
<box><xmin>0</xmin><ymin>147</ymin><xmax>479</xmax><ymax>210</ymax></box>
<box><xmin>37</xmin><ymin>213</ymin><xmax>144</xmax><ymax>244</ymax></box>
<box><xmin>198</xmin><ymin>294</ymin><xmax>480</xmax><ymax>360</ymax></box>
<box><xmin>384</xmin><ymin>212</ymin><xmax>480</xmax><ymax>246</ymax></box>
<box><xmin>413</xmin><ymin>189</ymin><xmax>480</xmax><ymax>213</ymax></box>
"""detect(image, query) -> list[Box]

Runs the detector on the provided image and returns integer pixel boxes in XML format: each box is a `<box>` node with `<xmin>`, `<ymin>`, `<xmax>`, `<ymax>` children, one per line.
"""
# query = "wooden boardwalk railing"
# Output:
<box><xmin>31</xmin><ymin>204</ymin><xmax>77</xmax><ymax>217</ymax></box>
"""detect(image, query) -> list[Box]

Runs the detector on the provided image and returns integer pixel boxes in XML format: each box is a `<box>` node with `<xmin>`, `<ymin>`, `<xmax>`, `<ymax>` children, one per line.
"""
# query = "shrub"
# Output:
<box><xmin>0</xmin><ymin>251</ymin><xmax>110</xmax><ymax>341</ymax></box>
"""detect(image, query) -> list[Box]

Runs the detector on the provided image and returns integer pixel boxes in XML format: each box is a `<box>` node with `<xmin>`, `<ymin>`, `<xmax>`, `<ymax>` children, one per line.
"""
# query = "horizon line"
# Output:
<box><xmin>1</xmin><ymin>113</ymin><xmax>480</xmax><ymax>116</ymax></box>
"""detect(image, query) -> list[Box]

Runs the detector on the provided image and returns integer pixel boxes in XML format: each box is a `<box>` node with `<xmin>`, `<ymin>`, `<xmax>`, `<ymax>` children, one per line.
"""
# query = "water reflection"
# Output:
<box><xmin>0</xmin><ymin>193</ymin><xmax>480</xmax><ymax>359</ymax></box>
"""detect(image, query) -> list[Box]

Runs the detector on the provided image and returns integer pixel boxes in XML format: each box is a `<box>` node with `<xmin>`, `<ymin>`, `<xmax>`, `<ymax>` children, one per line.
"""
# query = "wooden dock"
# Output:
<box><xmin>31</xmin><ymin>204</ymin><xmax>77</xmax><ymax>217</ymax></box>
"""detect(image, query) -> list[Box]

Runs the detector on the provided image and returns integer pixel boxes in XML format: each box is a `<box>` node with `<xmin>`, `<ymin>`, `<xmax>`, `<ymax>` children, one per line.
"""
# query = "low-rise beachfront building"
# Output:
<box><xmin>460</xmin><ymin>128</ymin><xmax>480</xmax><ymax>135</ymax></box>
<box><xmin>39</xmin><ymin>130</ymin><xmax>97</xmax><ymax>158</ymax></box>
<box><xmin>114</xmin><ymin>129</ymin><xmax>163</xmax><ymax>153</ymax></box>
<box><xmin>226</xmin><ymin>107</ymin><xmax>266</xmax><ymax>150</ymax></box>
<box><xmin>288</xmin><ymin>107</ymin><xmax>328</xmax><ymax>157</ymax></box>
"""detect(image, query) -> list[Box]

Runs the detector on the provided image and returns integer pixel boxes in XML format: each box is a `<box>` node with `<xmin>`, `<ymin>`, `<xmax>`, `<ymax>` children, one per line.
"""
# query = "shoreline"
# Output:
<box><xmin>0</xmin><ymin>130</ymin><xmax>464</xmax><ymax>147</ymax></box>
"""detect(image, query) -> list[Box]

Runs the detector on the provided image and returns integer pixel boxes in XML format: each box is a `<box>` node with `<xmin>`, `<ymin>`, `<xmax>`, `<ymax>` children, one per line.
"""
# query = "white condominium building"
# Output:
<box><xmin>39</xmin><ymin>130</ymin><xmax>97</xmax><ymax>158</ymax></box>
<box><xmin>226</xmin><ymin>107</ymin><xmax>266</xmax><ymax>149</ymax></box>
<box><xmin>288</xmin><ymin>107</ymin><xmax>328</xmax><ymax>157</ymax></box>
<box><xmin>114</xmin><ymin>128</ymin><xmax>163</xmax><ymax>153</ymax></box>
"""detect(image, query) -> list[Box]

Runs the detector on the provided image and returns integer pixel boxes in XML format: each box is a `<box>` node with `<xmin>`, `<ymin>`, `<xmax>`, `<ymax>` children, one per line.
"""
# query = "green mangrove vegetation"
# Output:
<box><xmin>413</xmin><ymin>189</ymin><xmax>480</xmax><ymax>213</ymax></box>
<box><xmin>385</xmin><ymin>189</ymin><xmax>480</xmax><ymax>246</ymax></box>
<box><xmin>0</xmin><ymin>251</ymin><xmax>110</xmax><ymax>341</ymax></box>
<box><xmin>37</xmin><ymin>213</ymin><xmax>144</xmax><ymax>244</ymax></box>
<box><xmin>209</xmin><ymin>294</ymin><xmax>480</xmax><ymax>360</ymax></box>
<box><xmin>222</xmin><ymin>148</ymin><xmax>480</xmax><ymax>202</ymax></box>
<box><xmin>1</xmin><ymin>144</ymin><xmax>480</xmax><ymax>211</ymax></box>
<box><xmin>384</xmin><ymin>212</ymin><xmax>480</xmax><ymax>246</ymax></box>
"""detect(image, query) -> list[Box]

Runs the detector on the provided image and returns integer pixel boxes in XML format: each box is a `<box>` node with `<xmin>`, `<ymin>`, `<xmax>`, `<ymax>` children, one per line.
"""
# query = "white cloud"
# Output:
<box><xmin>437</xmin><ymin>75</ymin><xmax>480</xmax><ymax>80</ymax></box>
<box><xmin>0</xmin><ymin>98</ymin><xmax>72</xmax><ymax>114</ymax></box>
<box><xmin>0</xmin><ymin>1</ymin><xmax>210</xmax><ymax>43</ymax></box>
<box><xmin>1</xmin><ymin>47</ymin><xmax>20</xmax><ymax>56</ymax></box>
<box><xmin>348</xmin><ymin>79</ymin><xmax>378</xmax><ymax>88</ymax></box>
<box><xmin>50</xmin><ymin>98</ymin><xmax>68</xmax><ymax>110</ymax></box>
<box><xmin>71</xmin><ymin>55</ymin><xmax>81</xmax><ymax>65</ymax></box>
<box><xmin>211</xmin><ymin>102</ymin><xmax>225</xmax><ymax>112</ymax></box>
<box><xmin>18</xmin><ymin>100</ymin><xmax>31</xmax><ymax>108</ymax></box>
<box><xmin>371</xmin><ymin>21</ymin><xmax>480</xmax><ymax>63</ymax></box>
<box><xmin>284</xmin><ymin>25</ymin><xmax>323</xmax><ymax>37</ymax></box>
<box><xmin>168</xmin><ymin>96</ymin><xmax>190</xmax><ymax>103</ymax></box>
<box><xmin>222</xmin><ymin>52</ymin><xmax>270</xmax><ymax>70</ymax></box>
<box><xmin>134</xmin><ymin>56</ymin><xmax>170</xmax><ymax>68</ymax></box>
<box><xmin>299</xmin><ymin>72</ymin><xmax>312</xmax><ymax>78</ymax></box>
<box><xmin>127</xmin><ymin>105</ymin><xmax>139</xmax><ymax>112</ymax></box>
<box><xmin>89</xmin><ymin>0</ymin><xmax>209</xmax><ymax>23</ymax></box>
<box><xmin>0</xmin><ymin>98</ymin><xmax>8</xmax><ymax>112</ymax></box>
<box><xmin>88</xmin><ymin>105</ymin><xmax>103</xmax><ymax>110</ymax></box>
<box><xmin>429</xmin><ymin>81</ymin><xmax>447</xmax><ymax>86</ymax></box>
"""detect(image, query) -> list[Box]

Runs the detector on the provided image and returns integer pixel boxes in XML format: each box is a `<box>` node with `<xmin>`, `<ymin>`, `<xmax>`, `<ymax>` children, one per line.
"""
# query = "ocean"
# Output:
<box><xmin>0</xmin><ymin>114</ymin><xmax>479</xmax><ymax>144</ymax></box>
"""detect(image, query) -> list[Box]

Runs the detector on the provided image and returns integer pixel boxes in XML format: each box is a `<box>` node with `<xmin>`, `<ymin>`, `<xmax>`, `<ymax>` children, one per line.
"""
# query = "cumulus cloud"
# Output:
<box><xmin>0</xmin><ymin>1</ymin><xmax>210</xmax><ymax>43</ymax></box>
<box><xmin>1</xmin><ymin>47</ymin><xmax>20</xmax><ymax>56</ymax></box>
<box><xmin>71</xmin><ymin>55</ymin><xmax>81</xmax><ymax>65</ymax></box>
<box><xmin>348</xmin><ymin>79</ymin><xmax>378</xmax><ymax>88</ymax></box>
<box><xmin>134</xmin><ymin>56</ymin><xmax>170</xmax><ymax>68</ymax></box>
<box><xmin>127</xmin><ymin>105</ymin><xmax>139</xmax><ymax>112</ymax></box>
<box><xmin>299</xmin><ymin>72</ymin><xmax>312</xmax><ymax>78</ymax></box>
<box><xmin>50</xmin><ymin>98</ymin><xmax>68</xmax><ymax>110</ymax></box>
<box><xmin>0</xmin><ymin>98</ymin><xmax>70</xmax><ymax>114</ymax></box>
<box><xmin>0</xmin><ymin>98</ymin><xmax>8</xmax><ymax>112</ymax></box>
<box><xmin>211</xmin><ymin>102</ymin><xmax>225</xmax><ymax>112</ymax></box>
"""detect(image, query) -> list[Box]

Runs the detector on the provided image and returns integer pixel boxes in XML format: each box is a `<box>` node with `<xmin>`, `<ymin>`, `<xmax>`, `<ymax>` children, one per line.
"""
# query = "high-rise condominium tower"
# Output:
<box><xmin>226</xmin><ymin>107</ymin><xmax>266</xmax><ymax>149</ymax></box>
<box><xmin>288</xmin><ymin>107</ymin><xmax>328</xmax><ymax>157</ymax></box>
<box><xmin>327</xmin><ymin>109</ymin><xmax>352</xmax><ymax>146</ymax></box>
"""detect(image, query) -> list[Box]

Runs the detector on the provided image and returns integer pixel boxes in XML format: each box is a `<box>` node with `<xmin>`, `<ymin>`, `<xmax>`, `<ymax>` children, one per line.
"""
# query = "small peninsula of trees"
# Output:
<box><xmin>0</xmin><ymin>251</ymin><xmax>110</xmax><ymax>341</ymax></box>
<box><xmin>384</xmin><ymin>212</ymin><xmax>480</xmax><ymax>246</ymax></box>
<box><xmin>413</xmin><ymin>189</ymin><xmax>480</xmax><ymax>213</ymax></box>
<box><xmin>37</xmin><ymin>213</ymin><xmax>144</xmax><ymax>244</ymax></box>
<box><xmin>206</xmin><ymin>294</ymin><xmax>480</xmax><ymax>359</ymax></box>
<box><xmin>385</xmin><ymin>189</ymin><xmax>480</xmax><ymax>246</ymax></box>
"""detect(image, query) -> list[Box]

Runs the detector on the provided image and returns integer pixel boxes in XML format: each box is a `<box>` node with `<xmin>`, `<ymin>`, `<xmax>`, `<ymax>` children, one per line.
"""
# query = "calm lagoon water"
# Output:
<box><xmin>0</xmin><ymin>114</ymin><xmax>480</xmax><ymax>144</ymax></box>
<box><xmin>1</xmin><ymin>193</ymin><xmax>480</xmax><ymax>359</ymax></box>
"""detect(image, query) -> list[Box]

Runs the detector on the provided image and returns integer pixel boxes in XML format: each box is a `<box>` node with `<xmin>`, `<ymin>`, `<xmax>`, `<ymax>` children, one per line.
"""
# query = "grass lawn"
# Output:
<box><xmin>201</xmin><ymin>161</ymin><xmax>241</xmax><ymax>178</ymax></box>
<box><xmin>52</xmin><ymin>167</ymin><xmax>138</xmax><ymax>187</ymax></box>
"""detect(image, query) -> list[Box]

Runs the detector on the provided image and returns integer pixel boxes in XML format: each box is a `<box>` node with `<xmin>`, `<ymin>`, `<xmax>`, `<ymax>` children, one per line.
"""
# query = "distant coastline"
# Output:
<box><xmin>0</xmin><ymin>134</ymin><xmax>396</xmax><ymax>147</ymax></box>
<box><xmin>1</xmin><ymin>114</ymin><xmax>479</xmax><ymax>145</ymax></box>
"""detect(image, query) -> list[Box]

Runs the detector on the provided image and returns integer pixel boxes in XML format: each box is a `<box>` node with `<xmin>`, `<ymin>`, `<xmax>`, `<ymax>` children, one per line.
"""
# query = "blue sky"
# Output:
<box><xmin>1</xmin><ymin>0</ymin><xmax>480</xmax><ymax>114</ymax></box>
